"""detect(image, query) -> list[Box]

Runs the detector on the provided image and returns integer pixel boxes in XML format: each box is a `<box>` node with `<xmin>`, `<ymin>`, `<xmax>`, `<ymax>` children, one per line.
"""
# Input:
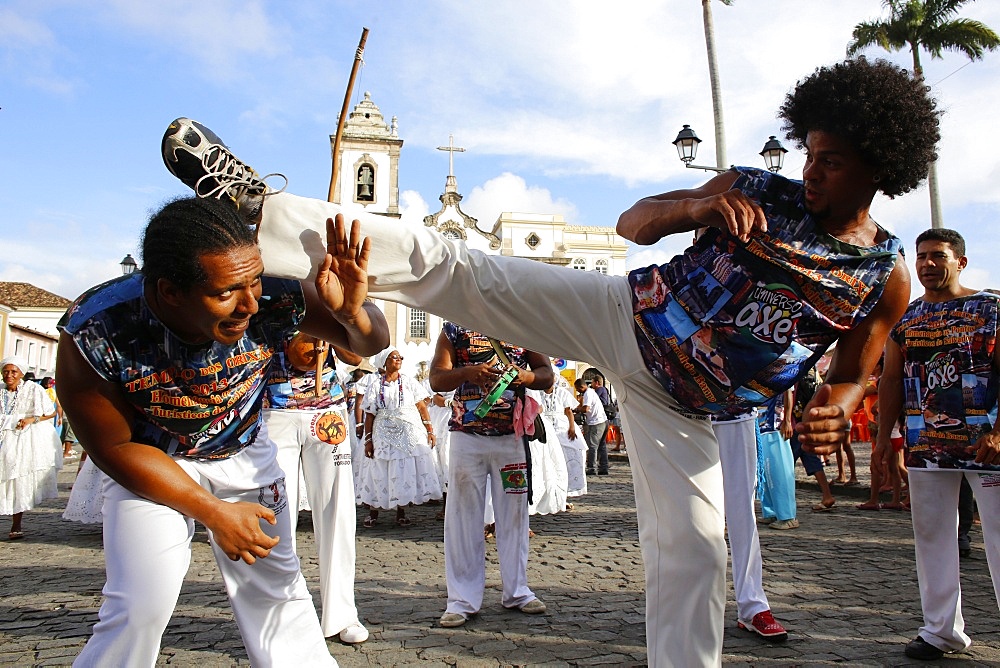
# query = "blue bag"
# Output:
<box><xmin>757</xmin><ymin>429</ymin><xmax>796</xmax><ymax>521</ymax></box>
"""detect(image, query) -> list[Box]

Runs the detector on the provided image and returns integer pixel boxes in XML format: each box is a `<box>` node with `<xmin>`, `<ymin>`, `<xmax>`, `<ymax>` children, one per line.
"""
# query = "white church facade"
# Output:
<box><xmin>329</xmin><ymin>93</ymin><xmax>627</xmax><ymax>378</ymax></box>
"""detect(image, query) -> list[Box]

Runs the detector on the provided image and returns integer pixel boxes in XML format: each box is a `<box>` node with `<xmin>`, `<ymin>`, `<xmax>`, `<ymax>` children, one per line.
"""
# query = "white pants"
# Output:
<box><xmin>74</xmin><ymin>430</ymin><xmax>335</xmax><ymax>667</ymax></box>
<box><xmin>445</xmin><ymin>432</ymin><xmax>535</xmax><ymax>616</ymax></box>
<box><xmin>909</xmin><ymin>469</ymin><xmax>1000</xmax><ymax>652</ymax></box>
<box><xmin>714</xmin><ymin>418</ymin><xmax>769</xmax><ymax>622</ymax></box>
<box><xmin>259</xmin><ymin>192</ymin><xmax>728</xmax><ymax>667</ymax></box>
<box><xmin>266</xmin><ymin>407</ymin><xmax>361</xmax><ymax>638</ymax></box>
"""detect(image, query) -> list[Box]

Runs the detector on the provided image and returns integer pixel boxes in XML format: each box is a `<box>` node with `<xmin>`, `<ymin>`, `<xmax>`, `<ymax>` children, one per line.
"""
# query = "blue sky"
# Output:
<box><xmin>3</xmin><ymin>0</ymin><xmax>999</xmax><ymax>301</ymax></box>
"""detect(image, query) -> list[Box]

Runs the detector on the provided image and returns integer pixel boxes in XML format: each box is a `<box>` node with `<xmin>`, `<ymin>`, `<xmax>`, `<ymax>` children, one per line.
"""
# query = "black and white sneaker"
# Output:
<box><xmin>161</xmin><ymin>117</ymin><xmax>285</xmax><ymax>226</ymax></box>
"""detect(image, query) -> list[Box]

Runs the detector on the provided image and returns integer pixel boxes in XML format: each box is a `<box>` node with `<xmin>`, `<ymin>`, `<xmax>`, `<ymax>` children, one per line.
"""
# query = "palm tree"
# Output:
<box><xmin>702</xmin><ymin>0</ymin><xmax>734</xmax><ymax>170</ymax></box>
<box><xmin>848</xmin><ymin>0</ymin><xmax>999</xmax><ymax>228</ymax></box>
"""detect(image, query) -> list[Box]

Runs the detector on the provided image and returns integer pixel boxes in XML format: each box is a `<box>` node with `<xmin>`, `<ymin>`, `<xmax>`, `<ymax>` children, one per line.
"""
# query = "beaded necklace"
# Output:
<box><xmin>379</xmin><ymin>373</ymin><xmax>404</xmax><ymax>409</ymax></box>
<box><xmin>1</xmin><ymin>384</ymin><xmax>19</xmax><ymax>416</ymax></box>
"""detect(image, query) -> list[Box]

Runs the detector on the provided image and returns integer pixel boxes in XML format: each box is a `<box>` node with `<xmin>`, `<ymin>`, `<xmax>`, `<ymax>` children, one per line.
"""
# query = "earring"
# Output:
<box><xmin>873</xmin><ymin>174</ymin><xmax>882</xmax><ymax>183</ymax></box>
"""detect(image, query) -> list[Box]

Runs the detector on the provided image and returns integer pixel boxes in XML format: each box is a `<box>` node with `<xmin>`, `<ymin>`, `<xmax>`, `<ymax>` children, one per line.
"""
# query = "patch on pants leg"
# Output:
<box><xmin>499</xmin><ymin>462</ymin><xmax>528</xmax><ymax>495</ymax></box>
<box><xmin>258</xmin><ymin>476</ymin><xmax>289</xmax><ymax>515</ymax></box>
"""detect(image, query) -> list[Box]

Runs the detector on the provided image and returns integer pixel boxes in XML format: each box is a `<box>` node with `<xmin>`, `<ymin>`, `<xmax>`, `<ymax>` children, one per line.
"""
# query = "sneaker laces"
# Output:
<box><xmin>193</xmin><ymin>143</ymin><xmax>287</xmax><ymax>204</ymax></box>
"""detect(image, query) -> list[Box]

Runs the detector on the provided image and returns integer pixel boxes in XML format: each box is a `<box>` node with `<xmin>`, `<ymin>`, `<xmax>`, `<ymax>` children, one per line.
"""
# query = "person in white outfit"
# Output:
<box><xmin>56</xmin><ymin>195</ymin><xmax>388</xmax><ymax>667</ymax></box>
<box><xmin>263</xmin><ymin>333</ymin><xmax>369</xmax><ymax>644</ymax></box>
<box><xmin>1</xmin><ymin>357</ymin><xmax>60</xmax><ymax>540</ymax></box>
<box><xmin>542</xmin><ymin>380</ymin><xmax>586</xmax><ymax>500</ymax></box>
<box><xmin>161</xmin><ymin>59</ymin><xmax>938</xmax><ymax>663</ymax></box>
<box><xmin>359</xmin><ymin>346</ymin><xmax>441</xmax><ymax>527</ymax></box>
<box><xmin>429</xmin><ymin>322</ymin><xmax>553</xmax><ymax>627</ymax></box>
<box><xmin>712</xmin><ymin>410</ymin><xmax>788</xmax><ymax>641</ymax></box>
<box><xmin>876</xmin><ymin>228</ymin><xmax>1000</xmax><ymax>661</ymax></box>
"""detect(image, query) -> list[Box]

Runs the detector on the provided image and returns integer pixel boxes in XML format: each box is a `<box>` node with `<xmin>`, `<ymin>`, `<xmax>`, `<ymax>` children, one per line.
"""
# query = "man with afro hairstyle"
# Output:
<box><xmin>163</xmin><ymin>56</ymin><xmax>938</xmax><ymax>667</ymax></box>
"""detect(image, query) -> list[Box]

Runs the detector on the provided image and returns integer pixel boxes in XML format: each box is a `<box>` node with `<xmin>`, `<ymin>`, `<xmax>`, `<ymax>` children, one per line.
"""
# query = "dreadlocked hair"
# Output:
<box><xmin>141</xmin><ymin>196</ymin><xmax>257</xmax><ymax>291</ymax></box>
<box><xmin>779</xmin><ymin>57</ymin><xmax>940</xmax><ymax>198</ymax></box>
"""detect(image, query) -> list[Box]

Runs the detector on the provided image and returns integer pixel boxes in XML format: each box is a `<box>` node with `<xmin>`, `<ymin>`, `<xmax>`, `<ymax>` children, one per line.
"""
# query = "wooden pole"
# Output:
<box><xmin>327</xmin><ymin>27</ymin><xmax>370</xmax><ymax>204</ymax></box>
<box><xmin>317</xmin><ymin>27</ymin><xmax>369</xmax><ymax>396</ymax></box>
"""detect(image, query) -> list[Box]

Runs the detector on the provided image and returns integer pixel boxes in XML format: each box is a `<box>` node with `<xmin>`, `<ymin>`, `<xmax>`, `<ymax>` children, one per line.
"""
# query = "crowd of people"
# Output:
<box><xmin>4</xmin><ymin>54</ymin><xmax>998</xmax><ymax>667</ymax></box>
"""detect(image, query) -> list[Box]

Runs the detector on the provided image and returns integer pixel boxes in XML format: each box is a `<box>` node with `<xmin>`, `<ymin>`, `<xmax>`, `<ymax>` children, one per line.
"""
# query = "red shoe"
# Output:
<box><xmin>737</xmin><ymin>610</ymin><xmax>788</xmax><ymax>642</ymax></box>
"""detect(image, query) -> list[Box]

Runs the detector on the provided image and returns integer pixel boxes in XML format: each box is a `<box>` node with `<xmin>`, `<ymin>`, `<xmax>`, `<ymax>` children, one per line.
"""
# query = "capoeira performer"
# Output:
<box><xmin>429</xmin><ymin>322</ymin><xmax>553</xmax><ymax>627</ymax></box>
<box><xmin>56</xmin><ymin>195</ymin><xmax>388</xmax><ymax>667</ymax></box>
<box><xmin>161</xmin><ymin>56</ymin><xmax>939</xmax><ymax>666</ymax></box>
<box><xmin>262</xmin><ymin>334</ymin><xmax>369</xmax><ymax>643</ymax></box>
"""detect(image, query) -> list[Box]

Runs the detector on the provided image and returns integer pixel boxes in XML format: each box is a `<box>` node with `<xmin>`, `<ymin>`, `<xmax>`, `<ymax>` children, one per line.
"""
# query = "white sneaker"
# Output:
<box><xmin>338</xmin><ymin>622</ymin><xmax>369</xmax><ymax>644</ymax></box>
<box><xmin>519</xmin><ymin>598</ymin><xmax>547</xmax><ymax>614</ymax></box>
<box><xmin>439</xmin><ymin>612</ymin><xmax>467</xmax><ymax>627</ymax></box>
<box><xmin>769</xmin><ymin>518</ymin><xmax>799</xmax><ymax>530</ymax></box>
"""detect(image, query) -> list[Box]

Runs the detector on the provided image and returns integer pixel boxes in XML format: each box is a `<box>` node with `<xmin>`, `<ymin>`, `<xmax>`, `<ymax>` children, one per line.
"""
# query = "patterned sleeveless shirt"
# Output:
<box><xmin>58</xmin><ymin>274</ymin><xmax>304</xmax><ymax>459</ymax></box>
<box><xmin>628</xmin><ymin>167</ymin><xmax>901</xmax><ymax>414</ymax></box>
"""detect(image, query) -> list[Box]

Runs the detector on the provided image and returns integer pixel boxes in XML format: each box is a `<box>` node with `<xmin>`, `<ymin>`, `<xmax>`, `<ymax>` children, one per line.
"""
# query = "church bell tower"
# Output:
<box><xmin>330</xmin><ymin>91</ymin><xmax>402</xmax><ymax>218</ymax></box>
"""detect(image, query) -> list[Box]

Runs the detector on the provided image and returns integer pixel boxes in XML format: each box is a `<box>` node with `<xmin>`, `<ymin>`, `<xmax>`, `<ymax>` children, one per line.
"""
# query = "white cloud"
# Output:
<box><xmin>462</xmin><ymin>173</ymin><xmax>579</xmax><ymax>228</ymax></box>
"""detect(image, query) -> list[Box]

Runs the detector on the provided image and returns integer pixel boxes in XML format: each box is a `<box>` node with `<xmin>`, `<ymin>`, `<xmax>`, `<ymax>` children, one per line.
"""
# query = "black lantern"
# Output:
<box><xmin>759</xmin><ymin>136</ymin><xmax>788</xmax><ymax>173</ymax></box>
<box><xmin>672</xmin><ymin>125</ymin><xmax>702</xmax><ymax>164</ymax></box>
<box><xmin>120</xmin><ymin>254</ymin><xmax>137</xmax><ymax>275</ymax></box>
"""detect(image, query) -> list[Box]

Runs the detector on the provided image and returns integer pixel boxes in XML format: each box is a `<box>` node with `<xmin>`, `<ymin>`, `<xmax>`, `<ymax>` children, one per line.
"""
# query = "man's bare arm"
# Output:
<box><xmin>798</xmin><ymin>257</ymin><xmax>910</xmax><ymax>452</ymax></box>
<box><xmin>56</xmin><ymin>333</ymin><xmax>280</xmax><ymax>564</ymax></box>
<box><xmin>616</xmin><ymin>171</ymin><xmax>768</xmax><ymax>246</ymax></box>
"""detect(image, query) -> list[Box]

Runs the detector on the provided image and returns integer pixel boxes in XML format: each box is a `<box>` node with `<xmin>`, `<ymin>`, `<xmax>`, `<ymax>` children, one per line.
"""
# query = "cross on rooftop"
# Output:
<box><xmin>436</xmin><ymin>133</ymin><xmax>465</xmax><ymax>177</ymax></box>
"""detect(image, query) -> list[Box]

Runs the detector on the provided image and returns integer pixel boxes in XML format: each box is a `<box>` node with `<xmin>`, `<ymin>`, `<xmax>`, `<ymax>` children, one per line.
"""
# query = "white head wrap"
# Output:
<box><xmin>0</xmin><ymin>357</ymin><xmax>28</xmax><ymax>375</ymax></box>
<box><xmin>369</xmin><ymin>346</ymin><xmax>399</xmax><ymax>372</ymax></box>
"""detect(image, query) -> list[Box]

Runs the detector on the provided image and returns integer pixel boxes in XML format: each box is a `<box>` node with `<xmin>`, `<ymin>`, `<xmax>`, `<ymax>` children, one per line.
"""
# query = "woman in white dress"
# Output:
<box><xmin>360</xmin><ymin>347</ymin><xmax>442</xmax><ymax>526</ymax></box>
<box><xmin>526</xmin><ymin>388</ymin><xmax>568</xmax><ymax>516</ymax></box>
<box><xmin>0</xmin><ymin>357</ymin><xmax>61</xmax><ymax>539</ymax></box>
<box><xmin>543</xmin><ymin>379</ymin><xmax>587</xmax><ymax>500</ymax></box>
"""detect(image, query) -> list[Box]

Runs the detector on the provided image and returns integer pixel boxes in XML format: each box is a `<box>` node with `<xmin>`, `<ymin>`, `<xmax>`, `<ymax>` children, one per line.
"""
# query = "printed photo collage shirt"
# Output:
<box><xmin>892</xmin><ymin>292</ymin><xmax>1000</xmax><ymax>470</ymax></box>
<box><xmin>628</xmin><ymin>166</ymin><xmax>901</xmax><ymax>416</ymax></box>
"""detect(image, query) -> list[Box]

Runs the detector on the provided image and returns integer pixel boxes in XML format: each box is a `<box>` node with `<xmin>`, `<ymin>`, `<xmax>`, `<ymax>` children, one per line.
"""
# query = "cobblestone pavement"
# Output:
<box><xmin>2</xmin><ymin>449</ymin><xmax>998</xmax><ymax>667</ymax></box>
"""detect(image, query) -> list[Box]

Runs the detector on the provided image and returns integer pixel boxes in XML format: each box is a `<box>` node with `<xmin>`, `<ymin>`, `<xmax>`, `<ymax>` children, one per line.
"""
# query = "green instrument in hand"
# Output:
<box><xmin>473</xmin><ymin>338</ymin><xmax>518</xmax><ymax>419</ymax></box>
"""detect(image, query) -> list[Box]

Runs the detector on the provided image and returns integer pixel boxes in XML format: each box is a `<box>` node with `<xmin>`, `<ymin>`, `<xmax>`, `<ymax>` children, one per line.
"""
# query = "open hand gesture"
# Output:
<box><xmin>316</xmin><ymin>213</ymin><xmax>370</xmax><ymax>320</ymax></box>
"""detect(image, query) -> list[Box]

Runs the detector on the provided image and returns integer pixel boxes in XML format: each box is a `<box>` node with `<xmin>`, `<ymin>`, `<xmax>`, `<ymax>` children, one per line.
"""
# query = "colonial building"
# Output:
<box><xmin>330</xmin><ymin>93</ymin><xmax>627</xmax><ymax>378</ymax></box>
<box><xmin>0</xmin><ymin>282</ymin><xmax>72</xmax><ymax>378</ymax></box>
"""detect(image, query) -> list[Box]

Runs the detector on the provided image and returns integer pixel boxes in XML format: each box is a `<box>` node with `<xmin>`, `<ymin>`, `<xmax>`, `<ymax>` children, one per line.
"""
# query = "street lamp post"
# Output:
<box><xmin>120</xmin><ymin>254</ymin><xmax>137</xmax><ymax>275</ymax></box>
<box><xmin>673</xmin><ymin>125</ymin><xmax>787</xmax><ymax>174</ymax></box>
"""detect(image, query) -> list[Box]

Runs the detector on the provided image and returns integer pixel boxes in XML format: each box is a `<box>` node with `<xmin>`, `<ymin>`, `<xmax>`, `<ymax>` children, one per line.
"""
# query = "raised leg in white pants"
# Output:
<box><xmin>714</xmin><ymin>417</ymin><xmax>769</xmax><ymax>622</ymax></box>
<box><xmin>258</xmin><ymin>191</ymin><xmax>728</xmax><ymax>666</ymax></box>
<box><xmin>910</xmin><ymin>470</ymin><xmax>1000</xmax><ymax>653</ymax></box>
<box><xmin>266</xmin><ymin>407</ymin><xmax>361</xmax><ymax>637</ymax></box>
<box><xmin>74</xmin><ymin>436</ymin><xmax>335</xmax><ymax>668</ymax></box>
<box><xmin>445</xmin><ymin>432</ymin><xmax>535</xmax><ymax>617</ymax></box>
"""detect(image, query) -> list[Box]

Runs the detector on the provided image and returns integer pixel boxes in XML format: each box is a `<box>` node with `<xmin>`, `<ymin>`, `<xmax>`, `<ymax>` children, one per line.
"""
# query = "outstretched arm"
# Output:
<box><xmin>299</xmin><ymin>214</ymin><xmax>388</xmax><ymax>356</ymax></box>
<box><xmin>797</xmin><ymin>258</ymin><xmax>910</xmax><ymax>453</ymax></box>
<box><xmin>616</xmin><ymin>170</ymin><xmax>767</xmax><ymax>246</ymax></box>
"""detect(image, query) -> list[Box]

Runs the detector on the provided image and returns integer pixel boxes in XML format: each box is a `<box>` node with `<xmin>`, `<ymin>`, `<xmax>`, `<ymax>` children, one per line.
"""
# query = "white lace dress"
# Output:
<box><xmin>527</xmin><ymin>389</ymin><xmax>568</xmax><ymax>516</ymax></box>
<box><xmin>63</xmin><ymin>456</ymin><xmax>107</xmax><ymax>524</ymax></box>
<box><xmin>0</xmin><ymin>380</ymin><xmax>60</xmax><ymax>514</ymax></box>
<box><xmin>358</xmin><ymin>373</ymin><xmax>442</xmax><ymax>510</ymax></box>
<box><xmin>422</xmin><ymin>379</ymin><xmax>453</xmax><ymax>494</ymax></box>
<box><xmin>544</xmin><ymin>386</ymin><xmax>588</xmax><ymax>498</ymax></box>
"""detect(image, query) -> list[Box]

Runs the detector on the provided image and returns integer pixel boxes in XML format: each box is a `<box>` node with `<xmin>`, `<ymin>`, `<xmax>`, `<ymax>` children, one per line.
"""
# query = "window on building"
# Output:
<box><xmin>40</xmin><ymin>345</ymin><xmax>48</xmax><ymax>373</ymax></box>
<box><xmin>595</xmin><ymin>259</ymin><xmax>609</xmax><ymax>275</ymax></box>
<box><xmin>525</xmin><ymin>232</ymin><xmax>541</xmax><ymax>250</ymax></box>
<box><xmin>571</xmin><ymin>258</ymin><xmax>587</xmax><ymax>271</ymax></box>
<box><xmin>409</xmin><ymin>308</ymin><xmax>427</xmax><ymax>340</ymax></box>
<box><xmin>442</xmin><ymin>229</ymin><xmax>462</xmax><ymax>241</ymax></box>
<box><xmin>14</xmin><ymin>339</ymin><xmax>23</xmax><ymax>356</ymax></box>
<box><xmin>356</xmin><ymin>164</ymin><xmax>375</xmax><ymax>202</ymax></box>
